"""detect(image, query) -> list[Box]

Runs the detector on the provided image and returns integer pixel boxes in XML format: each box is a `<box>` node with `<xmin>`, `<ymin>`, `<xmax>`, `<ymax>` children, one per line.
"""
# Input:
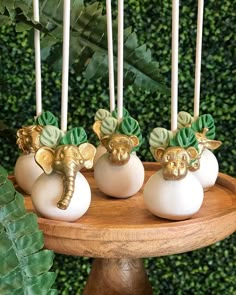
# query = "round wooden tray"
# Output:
<box><xmin>22</xmin><ymin>162</ymin><xmax>236</xmax><ymax>259</ymax></box>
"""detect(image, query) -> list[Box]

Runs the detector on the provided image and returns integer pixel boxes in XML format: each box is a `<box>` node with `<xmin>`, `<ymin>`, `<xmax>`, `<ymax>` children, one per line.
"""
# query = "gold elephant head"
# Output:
<box><xmin>101</xmin><ymin>133</ymin><xmax>139</xmax><ymax>165</ymax></box>
<box><xmin>16</xmin><ymin>125</ymin><xmax>43</xmax><ymax>154</ymax></box>
<box><xmin>153</xmin><ymin>146</ymin><xmax>200</xmax><ymax>180</ymax></box>
<box><xmin>35</xmin><ymin>143</ymin><xmax>96</xmax><ymax>210</ymax></box>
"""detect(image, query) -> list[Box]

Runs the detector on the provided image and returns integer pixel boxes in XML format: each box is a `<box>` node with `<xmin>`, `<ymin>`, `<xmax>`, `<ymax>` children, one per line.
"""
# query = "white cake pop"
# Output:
<box><xmin>32</xmin><ymin>171</ymin><xmax>91</xmax><ymax>222</ymax></box>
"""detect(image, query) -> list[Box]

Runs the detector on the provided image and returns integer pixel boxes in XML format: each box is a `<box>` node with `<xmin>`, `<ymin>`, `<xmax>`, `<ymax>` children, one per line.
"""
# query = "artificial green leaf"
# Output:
<box><xmin>0</xmin><ymin>166</ymin><xmax>8</xmax><ymax>178</ymax></box>
<box><xmin>0</xmin><ymin>250</ymin><xmax>18</xmax><ymax>277</ymax></box>
<box><xmin>191</xmin><ymin>114</ymin><xmax>216</xmax><ymax>139</ymax></box>
<box><xmin>5</xmin><ymin>213</ymin><xmax>39</xmax><ymax>238</ymax></box>
<box><xmin>15</xmin><ymin>22</ymin><xmax>32</xmax><ymax>32</ymax></box>
<box><xmin>0</xmin><ymin>268</ymin><xmax>22</xmax><ymax>294</ymax></box>
<box><xmin>60</xmin><ymin>127</ymin><xmax>87</xmax><ymax>145</ymax></box>
<box><xmin>100</xmin><ymin>117</ymin><xmax>118</xmax><ymax>135</ymax></box>
<box><xmin>35</xmin><ymin>111</ymin><xmax>59</xmax><ymax>127</ymax></box>
<box><xmin>40</xmin><ymin>125</ymin><xmax>64</xmax><ymax>148</ymax></box>
<box><xmin>170</xmin><ymin>127</ymin><xmax>198</xmax><ymax>150</ymax></box>
<box><xmin>25</xmin><ymin>272</ymin><xmax>57</xmax><ymax>295</ymax></box>
<box><xmin>0</xmin><ymin>232</ymin><xmax>12</xmax><ymax>254</ymax></box>
<box><xmin>0</xmin><ymin>165</ymin><xmax>57</xmax><ymax>294</ymax></box>
<box><xmin>22</xmin><ymin>250</ymin><xmax>55</xmax><ymax>277</ymax></box>
<box><xmin>0</xmin><ymin>166</ymin><xmax>8</xmax><ymax>186</ymax></box>
<box><xmin>0</xmin><ymin>192</ymin><xmax>25</xmax><ymax>222</ymax></box>
<box><xmin>0</xmin><ymin>180</ymin><xmax>15</xmax><ymax>205</ymax></box>
<box><xmin>0</xmin><ymin>0</ymin><xmax>169</xmax><ymax>94</ymax></box>
<box><xmin>16</xmin><ymin>231</ymin><xmax>44</xmax><ymax>256</ymax></box>
<box><xmin>149</xmin><ymin>127</ymin><xmax>171</xmax><ymax>148</ymax></box>
<box><xmin>0</xmin><ymin>15</ymin><xmax>12</xmax><ymax>26</ymax></box>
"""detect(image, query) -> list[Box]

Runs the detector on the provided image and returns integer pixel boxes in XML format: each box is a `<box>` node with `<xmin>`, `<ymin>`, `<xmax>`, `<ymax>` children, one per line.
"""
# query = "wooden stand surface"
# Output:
<box><xmin>20</xmin><ymin>162</ymin><xmax>236</xmax><ymax>295</ymax></box>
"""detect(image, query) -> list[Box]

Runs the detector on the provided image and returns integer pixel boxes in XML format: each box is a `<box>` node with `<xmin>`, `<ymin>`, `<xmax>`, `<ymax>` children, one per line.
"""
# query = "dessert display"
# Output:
<box><xmin>12</xmin><ymin>0</ymin><xmax>223</xmax><ymax>224</ymax></box>
<box><xmin>93</xmin><ymin>108</ymin><xmax>144</xmax><ymax>198</ymax></box>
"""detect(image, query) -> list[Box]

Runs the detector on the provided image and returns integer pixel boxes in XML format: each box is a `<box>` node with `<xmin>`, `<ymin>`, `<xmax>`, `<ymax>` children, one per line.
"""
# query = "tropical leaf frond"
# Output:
<box><xmin>0</xmin><ymin>0</ymin><xmax>169</xmax><ymax>94</ymax></box>
<box><xmin>0</xmin><ymin>166</ymin><xmax>57</xmax><ymax>294</ymax></box>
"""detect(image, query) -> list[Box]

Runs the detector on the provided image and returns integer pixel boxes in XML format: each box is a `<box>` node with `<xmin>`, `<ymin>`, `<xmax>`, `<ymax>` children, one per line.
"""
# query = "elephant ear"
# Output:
<box><xmin>78</xmin><ymin>143</ymin><xmax>96</xmax><ymax>169</ymax></box>
<box><xmin>35</xmin><ymin>147</ymin><xmax>55</xmax><ymax>175</ymax></box>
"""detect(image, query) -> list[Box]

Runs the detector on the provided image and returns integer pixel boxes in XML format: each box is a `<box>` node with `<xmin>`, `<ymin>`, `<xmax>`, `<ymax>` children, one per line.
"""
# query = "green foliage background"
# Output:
<box><xmin>0</xmin><ymin>0</ymin><xmax>235</xmax><ymax>294</ymax></box>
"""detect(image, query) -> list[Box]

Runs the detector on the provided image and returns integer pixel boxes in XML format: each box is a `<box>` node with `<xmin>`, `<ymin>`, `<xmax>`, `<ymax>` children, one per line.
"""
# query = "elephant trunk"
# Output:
<box><xmin>57</xmin><ymin>169</ymin><xmax>77</xmax><ymax>210</ymax></box>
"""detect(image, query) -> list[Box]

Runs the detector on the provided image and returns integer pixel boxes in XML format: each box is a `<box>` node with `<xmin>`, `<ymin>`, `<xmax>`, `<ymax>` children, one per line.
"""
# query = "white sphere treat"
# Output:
<box><xmin>144</xmin><ymin>170</ymin><xmax>204</xmax><ymax>220</ymax></box>
<box><xmin>93</xmin><ymin>144</ymin><xmax>107</xmax><ymax>166</ymax></box>
<box><xmin>94</xmin><ymin>153</ymin><xmax>144</xmax><ymax>198</ymax></box>
<box><xmin>193</xmin><ymin>148</ymin><xmax>219</xmax><ymax>190</ymax></box>
<box><xmin>32</xmin><ymin>172</ymin><xmax>91</xmax><ymax>222</ymax></box>
<box><xmin>14</xmin><ymin>153</ymin><xmax>43</xmax><ymax>194</ymax></box>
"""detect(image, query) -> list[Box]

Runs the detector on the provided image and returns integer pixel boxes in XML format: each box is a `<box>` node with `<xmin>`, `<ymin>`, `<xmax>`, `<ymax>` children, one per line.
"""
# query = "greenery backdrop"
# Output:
<box><xmin>0</xmin><ymin>0</ymin><xmax>235</xmax><ymax>294</ymax></box>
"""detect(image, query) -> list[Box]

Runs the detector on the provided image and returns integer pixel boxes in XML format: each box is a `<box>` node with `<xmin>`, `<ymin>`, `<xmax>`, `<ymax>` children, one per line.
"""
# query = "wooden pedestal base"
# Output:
<box><xmin>83</xmin><ymin>258</ymin><xmax>153</xmax><ymax>295</ymax></box>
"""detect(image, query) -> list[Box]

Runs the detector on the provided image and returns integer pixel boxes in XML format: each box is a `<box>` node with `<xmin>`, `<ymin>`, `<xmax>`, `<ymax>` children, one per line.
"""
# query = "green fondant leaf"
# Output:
<box><xmin>191</xmin><ymin>114</ymin><xmax>216</xmax><ymax>139</ymax></box>
<box><xmin>133</xmin><ymin>133</ymin><xmax>143</xmax><ymax>152</ymax></box>
<box><xmin>149</xmin><ymin>127</ymin><xmax>171</xmax><ymax>148</ymax></box>
<box><xmin>177</xmin><ymin>111</ymin><xmax>193</xmax><ymax>129</ymax></box>
<box><xmin>35</xmin><ymin>111</ymin><xmax>59</xmax><ymax>127</ymax></box>
<box><xmin>60</xmin><ymin>127</ymin><xmax>87</xmax><ymax>145</ymax></box>
<box><xmin>100</xmin><ymin>117</ymin><xmax>118</xmax><ymax>135</ymax></box>
<box><xmin>112</xmin><ymin>107</ymin><xmax>130</xmax><ymax>119</ymax></box>
<box><xmin>94</xmin><ymin>109</ymin><xmax>111</xmax><ymax>121</ymax></box>
<box><xmin>40</xmin><ymin>126</ymin><xmax>64</xmax><ymax>148</ymax></box>
<box><xmin>119</xmin><ymin>116</ymin><xmax>140</xmax><ymax>135</ymax></box>
<box><xmin>170</xmin><ymin>127</ymin><xmax>198</xmax><ymax>150</ymax></box>
<box><xmin>119</xmin><ymin>116</ymin><xmax>142</xmax><ymax>151</ymax></box>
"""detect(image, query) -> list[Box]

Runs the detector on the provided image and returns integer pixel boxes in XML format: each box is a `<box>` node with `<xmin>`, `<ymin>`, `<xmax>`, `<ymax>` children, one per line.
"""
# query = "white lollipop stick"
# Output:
<box><xmin>117</xmin><ymin>0</ymin><xmax>124</xmax><ymax>121</ymax></box>
<box><xmin>61</xmin><ymin>0</ymin><xmax>71</xmax><ymax>132</ymax></box>
<box><xmin>33</xmin><ymin>0</ymin><xmax>42</xmax><ymax>116</ymax></box>
<box><xmin>171</xmin><ymin>0</ymin><xmax>179</xmax><ymax>132</ymax></box>
<box><xmin>194</xmin><ymin>0</ymin><xmax>204</xmax><ymax>119</ymax></box>
<box><xmin>106</xmin><ymin>0</ymin><xmax>115</xmax><ymax>113</ymax></box>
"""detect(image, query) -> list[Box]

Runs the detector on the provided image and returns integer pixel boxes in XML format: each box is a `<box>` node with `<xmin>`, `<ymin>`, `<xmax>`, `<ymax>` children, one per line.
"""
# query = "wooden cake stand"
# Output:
<box><xmin>22</xmin><ymin>163</ymin><xmax>236</xmax><ymax>295</ymax></box>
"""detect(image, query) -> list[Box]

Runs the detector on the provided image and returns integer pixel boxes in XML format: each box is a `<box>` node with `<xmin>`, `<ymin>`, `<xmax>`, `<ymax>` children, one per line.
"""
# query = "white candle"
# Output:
<box><xmin>171</xmin><ymin>0</ymin><xmax>179</xmax><ymax>132</ymax></box>
<box><xmin>106</xmin><ymin>0</ymin><xmax>115</xmax><ymax>113</ymax></box>
<box><xmin>194</xmin><ymin>0</ymin><xmax>204</xmax><ymax>119</ymax></box>
<box><xmin>61</xmin><ymin>0</ymin><xmax>71</xmax><ymax>132</ymax></box>
<box><xmin>33</xmin><ymin>0</ymin><xmax>42</xmax><ymax>116</ymax></box>
<box><xmin>117</xmin><ymin>0</ymin><xmax>124</xmax><ymax>121</ymax></box>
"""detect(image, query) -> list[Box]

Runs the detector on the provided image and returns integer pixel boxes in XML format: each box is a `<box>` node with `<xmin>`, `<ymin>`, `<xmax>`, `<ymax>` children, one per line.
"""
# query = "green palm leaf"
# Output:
<box><xmin>0</xmin><ymin>0</ymin><xmax>169</xmax><ymax>94</ymax></box>
<box><xmin>0</xmin><ymin>166</ymin><xmax>57</xmax><ymax>295</ymax></box>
